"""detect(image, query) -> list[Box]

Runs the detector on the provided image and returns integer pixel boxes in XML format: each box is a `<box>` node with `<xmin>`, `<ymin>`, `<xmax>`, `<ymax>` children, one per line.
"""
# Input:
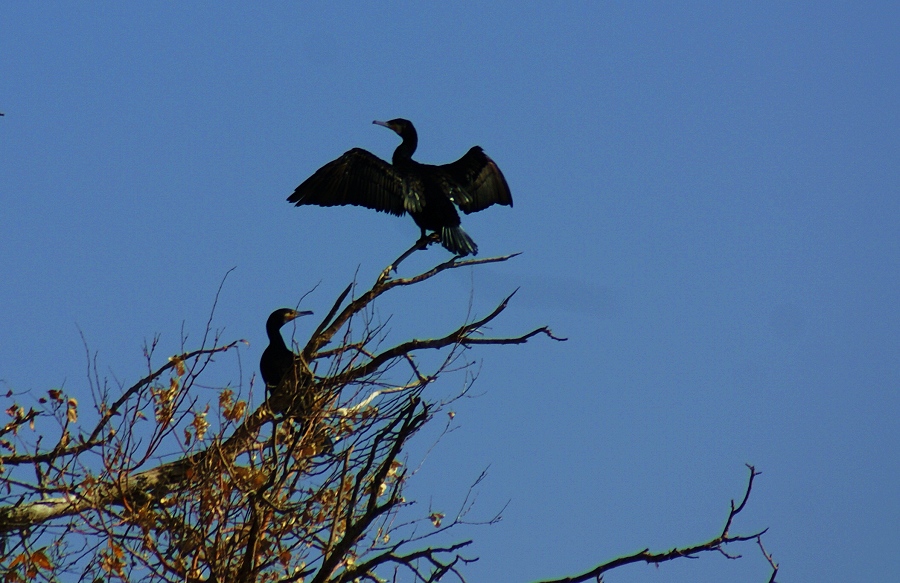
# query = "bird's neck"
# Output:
<box><xmin>266</xmin><ymin>324</ymin><xmax>289</xmax><ymax>353</ymax></box>
<box><xmin>392</xmin><ymin>133</ymin><xmax>418</xmax><ymax>164</ymax></box>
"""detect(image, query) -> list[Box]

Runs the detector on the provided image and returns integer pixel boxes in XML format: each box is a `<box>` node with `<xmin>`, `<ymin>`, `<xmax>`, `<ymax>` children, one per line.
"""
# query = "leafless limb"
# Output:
<box><xmin>303</xmin><ymin>252</ymin><xmax>523</xmax><ymax>362</ymax></box>
<box><xmin>757</xmin><ymin>533</ymin><xmax>780</xmax><ymax>583</ymax></box>
<box><xmin>378</xmin><ymin>233</ymin><xmax>442</xmax><ymax>280</ymax></box>
<box><xmin>531</xmin><ymin>465</ymin><xmax>775</xmax><ymax>583</ymax></box>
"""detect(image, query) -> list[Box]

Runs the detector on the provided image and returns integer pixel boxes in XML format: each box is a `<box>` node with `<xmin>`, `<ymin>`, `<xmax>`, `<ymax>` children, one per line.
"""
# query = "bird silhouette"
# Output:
<box><xmin>288</xmin><ymin>118</ymin><xmax>512</xmax><ymax>256</ymax></box>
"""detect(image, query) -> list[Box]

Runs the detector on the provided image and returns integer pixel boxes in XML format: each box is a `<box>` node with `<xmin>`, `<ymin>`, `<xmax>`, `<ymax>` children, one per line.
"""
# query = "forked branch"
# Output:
<box><xmin>321</xmin><ymin>289</ymin><xmax>564</xmax><ymax>389</ymax></box>
<box><xmin>531</xmin><ymin>465</ymin><xmax>776</xmax><ymax>583</ymax></box>
<box><xmin>302</xmin><ymin>250</ymin><xmax>522</xmax><ymax>362</ymax></box>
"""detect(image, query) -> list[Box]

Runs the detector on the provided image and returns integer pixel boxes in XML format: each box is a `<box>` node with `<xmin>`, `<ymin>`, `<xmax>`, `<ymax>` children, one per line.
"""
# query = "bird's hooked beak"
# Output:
<box><xmin>286</xmin><ymin>309</ymin><xmax>313</xmax><ymax>323</ymax></box>
<box><xmin>373</xmin><ymin>119</ymin><xmax>394</xmax><ymax>131</ymax></box>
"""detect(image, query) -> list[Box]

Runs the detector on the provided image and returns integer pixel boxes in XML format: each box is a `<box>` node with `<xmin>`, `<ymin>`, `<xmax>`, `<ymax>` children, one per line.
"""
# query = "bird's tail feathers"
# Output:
<box><xmin>441</xmin><ymin>226</ymin><xmax>478</xmax><ymax>257</ymax></box>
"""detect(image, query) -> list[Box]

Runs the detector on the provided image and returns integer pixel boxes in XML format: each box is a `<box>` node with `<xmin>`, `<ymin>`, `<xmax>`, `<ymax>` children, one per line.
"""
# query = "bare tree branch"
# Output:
<box><xmin>302</xmin><ymin>251</ymin><xmax>521</xmax><ymax>362</ymax></box>
<box><xmin>531</xmin><ymin>465</ymin><xmax>774</xmax><ymax>583</ymax></box>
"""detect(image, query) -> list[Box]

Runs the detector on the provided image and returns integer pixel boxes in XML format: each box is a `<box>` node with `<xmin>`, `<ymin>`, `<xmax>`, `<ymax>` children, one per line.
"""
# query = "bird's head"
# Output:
<box><xmin>373</xmin><ymin>118</ymin><xmax>418</xmax><ymax>160</ymax></box>
<box><xmin>373</xmin><ymin>118</ymin><xmax>416</xmax><ymax>139</ymax></box>
<box><xmin>267</xmin><ymin>308</ymin><xmax>313</xmax><ymax>331</ymax></box>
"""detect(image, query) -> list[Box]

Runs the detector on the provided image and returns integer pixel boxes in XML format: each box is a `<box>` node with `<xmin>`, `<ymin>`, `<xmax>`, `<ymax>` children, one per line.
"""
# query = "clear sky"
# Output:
<box><xmin>2</xmin><ymin>3</ymin><xmax>898</xmax><ymax>581</ymax></box>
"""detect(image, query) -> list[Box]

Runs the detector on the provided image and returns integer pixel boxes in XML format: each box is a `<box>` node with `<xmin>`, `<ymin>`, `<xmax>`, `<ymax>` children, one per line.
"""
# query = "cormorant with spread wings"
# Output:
<box><xmin>287</xmin><ymin>118</ymin><xmax>512</xmax><ymax>256</ymax></box>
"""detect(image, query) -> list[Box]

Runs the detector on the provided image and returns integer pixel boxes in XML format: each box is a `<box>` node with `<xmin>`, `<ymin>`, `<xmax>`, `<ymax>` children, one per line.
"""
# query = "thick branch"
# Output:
<box><xmin>0</xmin><ymin>455</ymin><xmax>193</xmax><ymax>533</ymax></box>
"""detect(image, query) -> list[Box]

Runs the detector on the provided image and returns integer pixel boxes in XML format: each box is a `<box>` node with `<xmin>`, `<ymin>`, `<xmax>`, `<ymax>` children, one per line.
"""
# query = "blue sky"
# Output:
<box><xmin>2</xmin><ymin>3</ymin><xmax>898</xmax><ymax>581</ymax></box>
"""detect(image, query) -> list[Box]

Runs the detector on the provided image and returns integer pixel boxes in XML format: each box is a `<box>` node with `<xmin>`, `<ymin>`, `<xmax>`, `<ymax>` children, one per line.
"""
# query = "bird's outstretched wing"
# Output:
<box><xmin>288</xmin><ymin>148</ymin><xmax>410</xmax><ymax>216</ymax></box>
<box><xmin>441</xmin><ymin>146</ymin><xmax>513</xmax><ymax>214</ymax></box>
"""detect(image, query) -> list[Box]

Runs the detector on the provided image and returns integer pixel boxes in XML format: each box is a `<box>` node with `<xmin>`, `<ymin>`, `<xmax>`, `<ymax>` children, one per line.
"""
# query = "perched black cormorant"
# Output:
<box><xmin>260</xmin><ymin>308</ymin><xmax>313</xmax><ymax>389</ymax></box>
<box><xmin>287</xmin><ymin>118</ymin><xmax>512</xmax><ymax>256</ymax></box>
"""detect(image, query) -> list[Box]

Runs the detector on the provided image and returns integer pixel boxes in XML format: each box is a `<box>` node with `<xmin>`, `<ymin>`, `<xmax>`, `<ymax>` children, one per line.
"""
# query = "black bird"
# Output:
<box><xmin>260</xmin><ymin>308</ymin><xmax>313</xmax><ymax>390</ymax></box>
<box><xmin>287</xmin><ymin>118</ymin><xmax>512</xmax><ymax>256</ymax></box>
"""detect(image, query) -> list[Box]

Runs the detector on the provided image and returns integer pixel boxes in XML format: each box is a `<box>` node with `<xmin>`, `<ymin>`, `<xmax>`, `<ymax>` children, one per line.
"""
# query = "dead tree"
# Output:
<box><xmin>0</xmin><ymin>248</ymin><xmax>776</xmax><ymax>582</ymax></box>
